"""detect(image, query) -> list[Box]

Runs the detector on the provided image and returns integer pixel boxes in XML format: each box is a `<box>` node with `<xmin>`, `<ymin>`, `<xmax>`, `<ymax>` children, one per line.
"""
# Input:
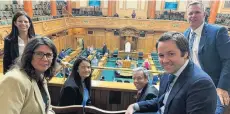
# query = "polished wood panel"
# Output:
<box><xmin>65</xmin><ymin>17</ymin><xmax>189</xmax><ymax>32</ymax></box>
<box><xmin>118</xmin><ymin>51</ymin><xmax>138</xmax><ymax>59</ymax></box>
<box><xmin>0</xmin><ymin>17</ymin><xmax>190</xmax><ymax>51</ymax></box>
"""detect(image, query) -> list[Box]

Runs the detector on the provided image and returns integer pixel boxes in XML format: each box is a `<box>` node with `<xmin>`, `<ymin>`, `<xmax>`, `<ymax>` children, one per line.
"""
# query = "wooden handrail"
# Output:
<box><xmin>61</xmin><ymin>61</ymin><xmax>162</xmax><ymax>73</ymax></box>
<box><xmin>52</xmin><ymin>105</ymin><xmax>126</xmax><ymax>114</ymax></box>
<box><xmin>52</xmin><ymin>105</ymin><xmax>83</xmax><ymax>113</ymax></box>
<box><xmin>85</xmin><ymin>106</ymin><xmax>126</xmax><ymax>114</ymax></box>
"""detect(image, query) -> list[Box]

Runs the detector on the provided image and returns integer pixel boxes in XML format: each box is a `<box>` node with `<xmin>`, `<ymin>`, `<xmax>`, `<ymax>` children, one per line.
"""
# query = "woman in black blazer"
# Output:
<box><xmin>3</xmin><ymin>11</ymin><xmax>35</xmax><ymax>74</ymax></box>
<box><xmin>59</xmin><ymin>56</ymin><xmax>92</xmax><ymax>106</ymax></box>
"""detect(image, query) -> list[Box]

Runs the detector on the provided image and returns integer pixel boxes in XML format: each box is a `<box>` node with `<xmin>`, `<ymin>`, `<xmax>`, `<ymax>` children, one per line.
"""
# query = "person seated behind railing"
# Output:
<box><xmin>59</xmin><ymin>57</ymin><xmax>92</xmax><ymax>107</ymax></box>
<box><xmin>131</xmin><ymin>10</ymin><xmax>136</xmax><ymax>18</ymax></box>
<box><xmin>59</xmin><ymin>49</ymin><xmax>66</xmax><ymax>59</ymax></box>
<box><xmin>142</xmin><ymin>59</ymin><xmax>150</xmax><ymax>70</ymax></box>
<box><xmin>116</xmin><ymin>60</ymin><xmax>123</xmax><ymax>68</ymax></box>
<box><xmin>114</xmin><ymin>13</ymin><xmax>119</xmax><ymax>17</ymax></box>
<box><xmin>89</xmin><ymin>45</ymin><xmax>94</xmax><ymax>54</ymax></box>
<box><xmin>132</xmin><ymin>67</ymin><xmax>158</xmax><ymax>102</ymax></box>
<box><xmin>86</xmin><ymin>46</ymin><xmax>90</xmax><ymax>56</ymax></box>
<box><xmin>91</xmin><ymin>56</ymin><xmax>98</xmax><ymax>66</ymax></box>
<box><xmin>126</xmin><ymin>55</ymin><xmax>131</xmax><ymax>60</ymax></box>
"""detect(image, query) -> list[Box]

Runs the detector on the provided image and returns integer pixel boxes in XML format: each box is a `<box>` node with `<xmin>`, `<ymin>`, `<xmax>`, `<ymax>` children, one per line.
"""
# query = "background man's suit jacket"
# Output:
<box><xmin>137</xmin><ymin>61</ymin><xmax>217</xmax><ymax>114</ymax></box>
<box><xmin>137</xmin><ymin>84</ymin><xmax>158</xmax><ymax>102</ymax></box>
<box><xmin>0</xmin><ymin>68</ymin><xmax>54</xmax><ymax>114</ymax></box>
<box><xmin>3</xmin><ymin>37</ymin><xmax>19</xmax><ymax>74</ymax></box>
<box><xmin>184</xmin><ymin>23</ymin><xmax>230</xmax><ymax>92</ymax></box>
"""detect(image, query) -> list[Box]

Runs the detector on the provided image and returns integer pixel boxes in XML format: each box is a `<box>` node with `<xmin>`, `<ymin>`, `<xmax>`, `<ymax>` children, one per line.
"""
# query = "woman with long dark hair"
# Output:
<box><xmin>3</xmin><ymin>11</ymin><xmax>35</xmax><ymax>74</ymax></box>
<box><xmin>0</xmin><ymin>37</ymin><xmax>57</xmax><ymax>114</ymax></box>
<box><xmin>59</xmin><ymin>56</ymin><xmax>92</xmax><ymax>106</ymax></box>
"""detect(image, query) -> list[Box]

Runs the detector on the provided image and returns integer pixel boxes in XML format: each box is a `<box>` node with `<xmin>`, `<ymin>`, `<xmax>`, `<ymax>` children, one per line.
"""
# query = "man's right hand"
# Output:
<box><xmin>126</xmin><ymin>104</ymin><xmax>135</xmax><ymax>114</ymax></box>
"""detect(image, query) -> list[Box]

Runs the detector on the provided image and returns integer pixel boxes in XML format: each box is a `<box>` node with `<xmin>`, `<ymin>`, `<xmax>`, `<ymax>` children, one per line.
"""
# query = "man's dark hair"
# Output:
<box><xmin>156</xmin><ymin>31</ymin><xmax>189</xmax><ymax>58</ymax></box>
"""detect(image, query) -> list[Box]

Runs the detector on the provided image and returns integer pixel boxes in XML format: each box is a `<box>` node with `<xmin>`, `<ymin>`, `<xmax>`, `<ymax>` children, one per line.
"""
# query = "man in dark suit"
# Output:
<box><xmin>126</xmin><ymin>32</ymin><xmax>217</xmax><ymax>114</ymax></box>
<box><xmin>102</xmin><ymin>43</ymin><xmax>107</xmax><ymax>55</ymax></box>
<box><xmin>132</xmin><ymin>67</ymin><xmax>158</xmax><ymax>102</ymax></box>
<box><xmin>184</xmin><ymin>1</ymin><xmax>230</xmax><ymax>113</ymax></box>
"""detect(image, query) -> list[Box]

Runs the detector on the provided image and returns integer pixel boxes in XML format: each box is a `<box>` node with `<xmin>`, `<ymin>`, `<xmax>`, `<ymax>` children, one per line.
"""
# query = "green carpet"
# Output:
<box><xmin>101</xmin><ymin>61</ymin><xmax>116</xmax><ymax>81</ymax></box>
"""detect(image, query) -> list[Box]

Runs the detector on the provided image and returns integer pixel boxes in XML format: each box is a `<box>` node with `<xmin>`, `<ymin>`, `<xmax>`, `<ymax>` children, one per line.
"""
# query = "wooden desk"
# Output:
<box><xmin>122</xmin><ymin>60</ymin><xmax>131</xmax><ymax>68</ymax></box>
<box><xmin>49</xmin><ymin>77</ymin><xmax>136</xmax><ymax>91</ymax></box>
<box><xmin>118</xmin><ymin>51</ymin><xmax>138</xmax><ymax>59</ymax></box>
<box><xmin>118</xmin><ymin>71</ymin><xmax>133</xmax><ymax>77</ymax></box>
<box><xmin>48</xmin><ymin>77</ymin><xmax>137</xmax><ymax>111</ymax></box>
<box><xmin>87</xmin><ymin>50</ymin><xmax>97</xmax><ymax>60</ymax></box>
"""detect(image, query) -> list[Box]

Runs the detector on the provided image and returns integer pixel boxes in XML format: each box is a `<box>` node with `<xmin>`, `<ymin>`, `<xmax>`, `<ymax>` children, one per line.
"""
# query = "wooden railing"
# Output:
<box><xmin>52</xmin><ymin>105</ymin><xmax>126</xmax><ymax>114</ymax></box>
<box><xmin>0</xmin><ymin>17</ymin><xmax>190</xmax><ymax>50</ymax></box>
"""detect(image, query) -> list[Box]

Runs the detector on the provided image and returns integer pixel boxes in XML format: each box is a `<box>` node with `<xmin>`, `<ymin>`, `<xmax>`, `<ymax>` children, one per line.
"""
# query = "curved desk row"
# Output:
<box><xmin>48</xmin><ymin>77</ymin><xmax>137</xmax><ymax>111</ymax></box>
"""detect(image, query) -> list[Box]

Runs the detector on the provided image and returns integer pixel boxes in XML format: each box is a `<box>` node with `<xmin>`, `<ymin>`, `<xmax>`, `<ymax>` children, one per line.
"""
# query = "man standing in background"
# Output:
<box><xmin>184</xmin><ymin>1</ymin><xmax>230</xmax><ymax>113</ymax></box>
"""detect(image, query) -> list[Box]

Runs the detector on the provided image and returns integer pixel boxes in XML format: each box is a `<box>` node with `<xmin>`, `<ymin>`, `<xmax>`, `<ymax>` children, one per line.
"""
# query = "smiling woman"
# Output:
<box><xmin>59</xmin><ymin>56</ymin><xmax>92</xmax><ymax>108</ymax></box>
<box><xmin>0</xmin><ymin>37</ymin><xmax>57</xmax><ymax>114</ymax></box>
<box><xmin>32</xmin><ymin>45</ymin><xmax>54</xmax><ymax>73</ymax></box>
<box><xmin>3</xmin><ymin>11</ymin><xmax>35</xmax><ymax>74</ymax></box>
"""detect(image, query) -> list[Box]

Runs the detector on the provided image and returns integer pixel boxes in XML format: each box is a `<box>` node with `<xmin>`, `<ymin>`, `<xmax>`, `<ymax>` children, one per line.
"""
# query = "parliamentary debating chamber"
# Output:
<box><xmin>0</xmin><ymin>0</ymin><xmax>230</xmax><ymax>114</ymax></box>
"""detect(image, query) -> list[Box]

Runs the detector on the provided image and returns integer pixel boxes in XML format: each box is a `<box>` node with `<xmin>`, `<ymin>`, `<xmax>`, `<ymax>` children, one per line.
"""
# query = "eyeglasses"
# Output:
<box><xmin>33</xmin><ymin>51</ymin><xmax>53</xmax><ymax>60</ymax></box>
<box><xmin>17</xmin><ymin>20</ymin><xmax>29</xmax><ymax>24</ymax></box>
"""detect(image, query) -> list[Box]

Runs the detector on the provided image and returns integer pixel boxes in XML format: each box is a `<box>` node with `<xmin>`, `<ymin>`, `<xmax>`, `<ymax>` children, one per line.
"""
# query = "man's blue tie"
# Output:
<box><xmin>167</xmin><ymin>74</ymin><xmax>176</xmax><ymax>87</ymax></box>
<box><xmin>157</xmin><ymin>74</ymin><xmax>176</xmax><ymax>113</ymax></box>
<box><xmin>189</xmin><ymin>32</ymin><xmax>196</xmax><ymax>60</ymax></box>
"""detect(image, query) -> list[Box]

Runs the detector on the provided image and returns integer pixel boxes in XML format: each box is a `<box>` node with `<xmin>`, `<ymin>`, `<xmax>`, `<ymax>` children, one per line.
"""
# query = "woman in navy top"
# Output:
<box><xmin>59</xmin><ymin>56</ymin><xmax>92</xmax><ymax>106</ymax></box>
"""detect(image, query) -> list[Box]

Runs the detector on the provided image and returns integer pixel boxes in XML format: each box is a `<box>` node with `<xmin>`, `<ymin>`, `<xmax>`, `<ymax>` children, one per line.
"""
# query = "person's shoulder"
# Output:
<box><xmin>205</xmin><ymin>23</ymin><xmax>227</xmax><ymax>31</ymax></box>
<box><xmin>184</xmin><ymin>27</ymin><xmax>190</xmax><ymax>32</ymax></box>
<box><xmin>3</xmin><ymin>68</ymin><xmax>32</xmax><ymax>87</ymax></box>
<box><xmin>4</xmin><ymin>36</ymin><xmax>12</xmax><ymax>42</ymax></box>
<box><xmin>189</xmin><ymin>64</ymin><xmax>213</xmax><ymax>82</ymax></box>
<box><xmin>63</xmin><ymin>76</ymin><xmax>79</xmax><ymax>88</ymax></box>
<box><xmin>147</xmin><ymin>84</ymin><xmax>158</xmax><ymax>92</ymax></box>
<box><xmin>158</xmin><ymin>73</ymin><xmax>168</xmax><ymax>80</ymax></box>
<box><xmin>144</xmin><ymin>85</ymin><xmax>158</xmax><ymax>99</ymax></box>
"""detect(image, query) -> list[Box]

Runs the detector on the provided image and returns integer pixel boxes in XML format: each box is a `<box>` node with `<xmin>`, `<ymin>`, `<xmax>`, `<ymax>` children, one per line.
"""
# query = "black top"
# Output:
<box><xmin>59</xmin><ymin>75</ymin><xmax>91</xmax><ymax>106</ymax></box>
<box><xmin>3</xmin><ymin>37</ymin><xmax>19</xmax><ymax>74</ymax></box>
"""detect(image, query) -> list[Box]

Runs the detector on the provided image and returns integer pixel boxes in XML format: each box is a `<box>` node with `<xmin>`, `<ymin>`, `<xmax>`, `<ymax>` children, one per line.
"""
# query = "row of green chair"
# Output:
<box><xmin>114</xmin><ymin>78</ymin><xmax>133</xmax><ymax>83</ymax></box>
<box><xmin>0</xmin><ymin>19</ymin><xmax>12</xmax><ymax>25</ymax></box>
